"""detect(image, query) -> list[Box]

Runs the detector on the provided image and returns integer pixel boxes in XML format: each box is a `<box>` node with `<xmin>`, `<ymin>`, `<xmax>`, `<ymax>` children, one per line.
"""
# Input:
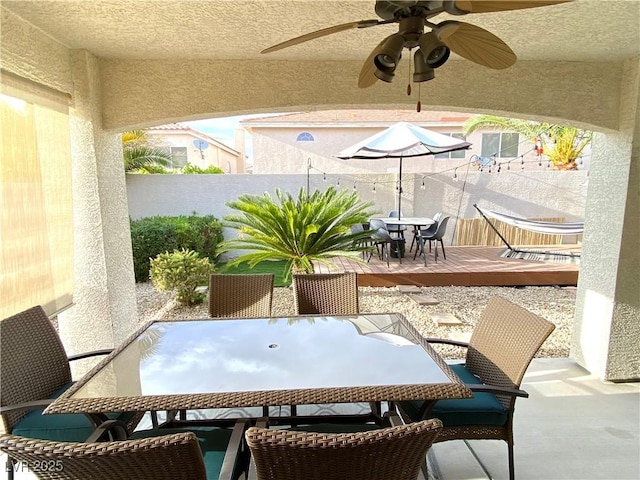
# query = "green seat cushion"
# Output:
<box><xmin>12</xmin><ymin>383</ymin><xmax>138</xmax><ymax>442</ymax></box>
<box><xmin>131</xmin><ymin>427</ymin><xmax>235</xmax><ymax>480</ymax></box>
<box><xmin>399</xmin><ymin>364</ymin><xmax>508</xmax><ymax>427</ymax></box>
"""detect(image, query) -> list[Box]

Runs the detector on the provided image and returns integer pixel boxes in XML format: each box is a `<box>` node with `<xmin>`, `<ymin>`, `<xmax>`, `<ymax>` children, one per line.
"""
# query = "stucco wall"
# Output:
<box><xmin>572</xmin><ymin>58</ymin><xmax>640</xmax><ymax>381</ymax></box>
<box><xmin>99</xmin><ymin>58</ymin><xmax>622</xmax><ymax>132</ymax></box>
<box><xmin>126</xmin><ymin>171</ymin><xmax>587</xmax><ymax>253</ymax></box>
<box><xmin>1</xmin><ymin>8</ymin><xmax>72</xmax><ymax>93</ymax></box>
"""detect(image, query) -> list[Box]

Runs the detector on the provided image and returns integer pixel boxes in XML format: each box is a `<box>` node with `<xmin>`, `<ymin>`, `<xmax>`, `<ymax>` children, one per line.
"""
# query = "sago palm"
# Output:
<box><xmin>220</xmin><ymin>187</ymin><xmax>375</xmax><ymax>280</ymax></box>
<box><xmin>464</xmin><ymin>115</ymin><xmax>592</xmax><ymax>170</ymax></box>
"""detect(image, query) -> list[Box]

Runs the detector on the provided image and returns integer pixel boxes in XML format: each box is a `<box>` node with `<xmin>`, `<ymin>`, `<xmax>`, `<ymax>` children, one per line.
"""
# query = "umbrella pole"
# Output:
<box><xmin>397</xmin><ymin>156</ymin><xmax>403</xmax><ymax>219</ymax></box>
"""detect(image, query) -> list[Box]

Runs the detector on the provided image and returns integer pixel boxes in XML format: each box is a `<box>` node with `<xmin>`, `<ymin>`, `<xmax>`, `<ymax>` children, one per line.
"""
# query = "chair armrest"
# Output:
<box><xmin>67</xmin><ymin>348</ymin><xmax>113</xmax><ymax>362</ymax></box>
<box><xmin>0</xmin><ymin>399</ymin><xmax>53</xmax><ymax>415</ymax></box>
<box><xmin>385</xmin><ymin>410</ymin><xmax>405</xmax><ymax>427</ymax></box>
<box><xmin>84</xmin><ymin>419</ymin><xmax>129</xmax><ymax>442</ymax></box>
<box><xmin>425</xmin><ymin>337</ymin><xmax>469</xmax><ymax>348</ymax></box>
<box><xmin>466</xmin><ymin>383</ymin><xmax>529</xmax><ymax>398</ymax></box>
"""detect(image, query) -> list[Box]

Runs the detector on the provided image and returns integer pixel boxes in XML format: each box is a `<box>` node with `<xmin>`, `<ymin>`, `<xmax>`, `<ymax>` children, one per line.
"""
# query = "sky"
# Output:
<box><xmin>185</xmin><ymin>113</ymin><xmax>283</xmax><ymax>163</ymax></box>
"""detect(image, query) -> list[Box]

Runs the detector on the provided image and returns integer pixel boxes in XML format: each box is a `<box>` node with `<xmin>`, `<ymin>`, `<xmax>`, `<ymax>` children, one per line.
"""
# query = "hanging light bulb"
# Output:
<box><xmin>453</xmin><ymin>168</ymin><xmax>458</xmax><ymax>182</ymax></box>
<box><xmin>420</xmin><ymin>177</ymin><xmax>426</xmax><ymax>190</ymax></box>
<box><xmin>323</xmin><ymin>172</ymin><xmax>326</xmax><ymax>182</ymax></box>
<box><xmin>507</xmin><ymin>161</ymin><xmax>511</xmax><ymax>171</ymax></box>
<box><xmin>353</xmin><ymin>182</ymin><xmax>357</xmax><ymax>190</ymax></box>
<box><xmin>372</xmin><ymin>182</ymin><xmax>377</xmax><ymax>193</ymax></box>
<box><xmin>497</xmin><ymin>164</ymin><xmax>502</xmax><ymax>173</ymax></box>
<box><xmin>336</xmin><ymin>177</ymin><xmax>340</xmax><ymax>186</ymax></box>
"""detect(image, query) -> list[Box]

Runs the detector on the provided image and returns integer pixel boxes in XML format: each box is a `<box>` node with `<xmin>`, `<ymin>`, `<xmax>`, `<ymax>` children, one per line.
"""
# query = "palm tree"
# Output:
<box><xmin>122</xmin><ymin>130</ymin><xmax>172</xmax><ymax>172</ymax></box>
<box><xmin>220</xmin><ymin>187</ymin><xmax>375</xmax><ymax>280</ymax></box>
<box><xmin>464</xmin><ymin>115</ymin><xmax>592</xmax><ymax>170</ymax></box>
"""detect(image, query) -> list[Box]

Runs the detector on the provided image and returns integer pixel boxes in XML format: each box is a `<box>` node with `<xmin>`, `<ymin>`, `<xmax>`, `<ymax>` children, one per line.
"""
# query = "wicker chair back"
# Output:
<box><xmin>0</xmin><ymin>432</ymin><xmax>207</xmax><ymax>480</ymax></box>
<box><xmin>209</xmin><ymin>274</ymin><xmax>274</xmax><ymax>318</ymax></box>
<box><xmin>465</xmin><ymin>296</ymin><xmax>556</xmax><ymax>407</ymax></box>
<box><xmin>246</xmin><ymin>419</ymin><xmax>442</xmax><ymax>480</ymax></box>
<box><xmin>0</xmin><ymin>306</ymin><xmax>71</xmax><ymax>431</ymax></box>
<box><xmin>292</xmin><ymin>273</ymin><xmax>359</xmax><ymax>315</ymax></box>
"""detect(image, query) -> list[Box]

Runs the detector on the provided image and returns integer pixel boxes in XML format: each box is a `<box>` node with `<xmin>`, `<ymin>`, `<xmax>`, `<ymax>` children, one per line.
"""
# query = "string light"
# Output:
<box><xmin>305</xmin><ymin>135</ymin><xmax>564</xmax><ymax>194</ymax></box>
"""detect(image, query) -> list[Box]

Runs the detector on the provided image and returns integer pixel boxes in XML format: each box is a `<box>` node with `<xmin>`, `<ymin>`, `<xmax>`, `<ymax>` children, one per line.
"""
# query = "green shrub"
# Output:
<box><xmin>181</xmin><ymin>163</ymin><xmax>225</xmax><ymax>174</ymax></box>
<box><xmin>134</xmin><ymin>164</ymin><xmax>171</xmax><ymax>174</ymax></box>
<box><xmin>150</xmin><ymin>249</ymin><xmax>214</xmax><ymax>305</ymax></box>
<box><xmin>130</xmin><ymin>213</ymin><xmax>224</xmax><ymax>282</ymax></box>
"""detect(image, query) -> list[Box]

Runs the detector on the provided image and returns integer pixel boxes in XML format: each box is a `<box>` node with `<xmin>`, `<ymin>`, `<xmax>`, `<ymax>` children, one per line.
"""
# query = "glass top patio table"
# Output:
<box><xmin>370</xmin><ymin>217</ymin><xmax>435</xmax><ymax>227</ymax></box>
<box><xmin>46</xmin><ymin>314</ymin><xmax>471</xmax><ymax>414</ymax></box>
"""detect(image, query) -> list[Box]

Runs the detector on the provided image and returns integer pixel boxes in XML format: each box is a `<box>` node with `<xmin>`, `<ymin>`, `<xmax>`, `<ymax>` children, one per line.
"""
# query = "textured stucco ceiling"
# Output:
<box><xmin>2</xmin><ymin>0</ymin><xmax>639</xmax><ymax>64</ymax></box>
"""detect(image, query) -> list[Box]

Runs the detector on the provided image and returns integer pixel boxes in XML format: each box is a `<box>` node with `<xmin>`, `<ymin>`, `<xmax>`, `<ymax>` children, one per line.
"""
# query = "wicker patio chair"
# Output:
<box><xmin>0</xmin><ymin>306</ymin><xmax>142</xmax><ymax>441</ymax></box>
<box><xmin>0</xmin><ymin>420</ymin><xmax>249</xmax><ymax>480</ymax></box>
<box><xmin>396</xmin><ymin>296</ymin><xmax>555</xmax><ymax>480</ymax></box>
<box><xmin>292</xmin><ymin>272</ymin><xmax>359</xmax><ymax>315</ymax></box>
<box><xmin>209</xmin><ymin>273</ymin><xmax>274</xmax><ymax>318</ymax></box>
<box><xmin>245</xmin><ymin>415</ymin><xmax>442</xmax><ymax>480</ymax></box>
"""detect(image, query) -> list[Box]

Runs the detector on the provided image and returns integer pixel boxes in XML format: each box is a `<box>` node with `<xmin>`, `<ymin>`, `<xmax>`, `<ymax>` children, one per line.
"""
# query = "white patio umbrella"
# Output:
<box><xmin>334</xmin><ymin>122</ymin><xmax>471</xmax><ymax>219</ymax></box>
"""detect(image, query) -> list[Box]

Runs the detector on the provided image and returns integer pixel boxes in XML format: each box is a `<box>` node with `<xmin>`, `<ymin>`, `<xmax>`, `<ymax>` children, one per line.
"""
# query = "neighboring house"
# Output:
<box><xmin>242</xmin><ymin>110</ymin><xmax>568</xmax><ymax>175</ymax></box>
<box><xmin>146</xmin><ymin>123</ymin><xmax>245</xmax><ymax>173</ymax></box>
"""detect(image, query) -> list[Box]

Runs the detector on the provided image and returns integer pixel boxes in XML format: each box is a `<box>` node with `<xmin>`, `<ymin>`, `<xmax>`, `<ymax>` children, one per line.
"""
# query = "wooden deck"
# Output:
<box><xmin>315</xmin><ymin>245</ymin><xmax>580</xmax><ymax>287</ymax></box>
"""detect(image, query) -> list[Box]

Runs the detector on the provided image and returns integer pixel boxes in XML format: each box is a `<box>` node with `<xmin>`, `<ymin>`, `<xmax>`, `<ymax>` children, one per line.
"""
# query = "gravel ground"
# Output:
<box><xmin>136</xmin><ymin>283</ymin><xmax>575</xmax><ymax>359</ymax></box>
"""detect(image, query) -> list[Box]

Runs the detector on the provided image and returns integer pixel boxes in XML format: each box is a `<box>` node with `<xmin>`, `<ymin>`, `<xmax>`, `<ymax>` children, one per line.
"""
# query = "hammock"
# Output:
<box><xmin>473</xmin><ymin>204</ymin><xmax>583</xmax><ymax>258</ymax></box>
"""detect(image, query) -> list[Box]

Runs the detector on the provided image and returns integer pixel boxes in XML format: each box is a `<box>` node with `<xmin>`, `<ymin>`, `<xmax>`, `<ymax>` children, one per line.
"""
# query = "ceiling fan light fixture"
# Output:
<box><xmin>418</xmin><ymin>32</ymin><xmax>450</xmax><ymax>68</ymax></box>
<box><xmin>413</xmin><ymin>49</ymin><xmax>435</xmax><ymax>82</ymax></box>
<box><xmin>373</xmin><ymin>33</ymin><xmax>404</xmax><ymax>75</ymax></box>
<box><xmin>374</xmin><ymin>68</ymin><xmax>395</xmax><ymax>83</ymax></box>
<box><xmin>443</xmin><ymin>0</ymin><xmax>470</xmax><ymax>16</ymax></box>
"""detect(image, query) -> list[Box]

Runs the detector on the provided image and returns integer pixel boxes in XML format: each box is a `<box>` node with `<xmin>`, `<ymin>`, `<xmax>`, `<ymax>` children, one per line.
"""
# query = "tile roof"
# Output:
<box><xmin>240</xmin><ymin>109</ymin><xmax>472</xmax><ymax>126</ymax></box>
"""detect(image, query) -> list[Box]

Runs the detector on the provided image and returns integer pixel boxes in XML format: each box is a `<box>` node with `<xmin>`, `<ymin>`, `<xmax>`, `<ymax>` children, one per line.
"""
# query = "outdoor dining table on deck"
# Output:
<box><xmin>45</xmin><ymin>314</ymin><xmax>471</xmax><ymax>421</ymax></box>
<box><xmin>370</xmin><ymin>217</ymin><xmax>436</xmax><ymax>257</ymax></box>
<box><xmin>370</xmin><ymin>217</ymin><xmax>435</xmax><ymax>230</ymax></box>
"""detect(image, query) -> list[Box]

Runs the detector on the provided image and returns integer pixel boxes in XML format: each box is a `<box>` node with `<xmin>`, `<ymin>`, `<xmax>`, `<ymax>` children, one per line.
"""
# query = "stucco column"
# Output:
<box><xmin>571</xmin><ymin>58</ymin><xmax>640</xmax><ymax>381</ymax></box>
<box><xmin>58</xmin><ymin>50</ymin><xmax>138</xmax><ymax>376</ymax></box>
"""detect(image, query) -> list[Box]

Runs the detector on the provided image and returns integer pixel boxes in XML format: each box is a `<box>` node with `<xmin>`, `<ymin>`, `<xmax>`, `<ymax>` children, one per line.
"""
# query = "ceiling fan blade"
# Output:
<box><xmin>435</xmin><ymin>21</ymin><xmax>516</xmax><ymax>69</ymax></box>
<box><xmin>453</xmin><ymin>0</ymin><xmax>571</xmax><ymax>14</ymax></box>
<box><xmin>358</xmin><ymin>39</ymin><xmax>387</xmax><ymax>88</ymax></box>
<box><xmin>261</xmin><ymin>20</ymin><xmax>380</xmax><ymax>54</ymax></box>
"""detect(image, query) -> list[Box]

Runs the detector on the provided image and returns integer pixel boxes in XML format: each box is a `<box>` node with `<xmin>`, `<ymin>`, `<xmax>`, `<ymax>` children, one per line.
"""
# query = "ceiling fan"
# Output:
<box><xmin>261</xmin><ymin>1</ymin><xmax>571</xmax><ymax>88</ymax></box>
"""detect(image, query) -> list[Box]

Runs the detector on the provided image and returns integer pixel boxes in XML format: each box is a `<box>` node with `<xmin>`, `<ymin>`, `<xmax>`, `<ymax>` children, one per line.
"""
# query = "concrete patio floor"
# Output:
<box><xmin>429</xmin><ymin>357</ymin><xmax>640</xmax><ymax>480</ymax></box>
<box><xmin>5</xmin><ymin>358</ymin><xmax>639</xmax><ymax>480</ymax></box>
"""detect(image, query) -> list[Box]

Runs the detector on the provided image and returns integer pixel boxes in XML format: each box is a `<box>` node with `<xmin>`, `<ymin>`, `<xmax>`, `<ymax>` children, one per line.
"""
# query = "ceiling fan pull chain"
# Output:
<box><xmin>407</xmin><ymin>48</ymin><xmax>413</xmax><ymax>96</ymax></box>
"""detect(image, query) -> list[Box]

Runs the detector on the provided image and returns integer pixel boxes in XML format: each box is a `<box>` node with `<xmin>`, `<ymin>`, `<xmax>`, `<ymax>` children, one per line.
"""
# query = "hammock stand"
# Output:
<box><xmin>473</xmin><ymin>204</ymin><xmax>583</xmax><ymax>258</ymax></box>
